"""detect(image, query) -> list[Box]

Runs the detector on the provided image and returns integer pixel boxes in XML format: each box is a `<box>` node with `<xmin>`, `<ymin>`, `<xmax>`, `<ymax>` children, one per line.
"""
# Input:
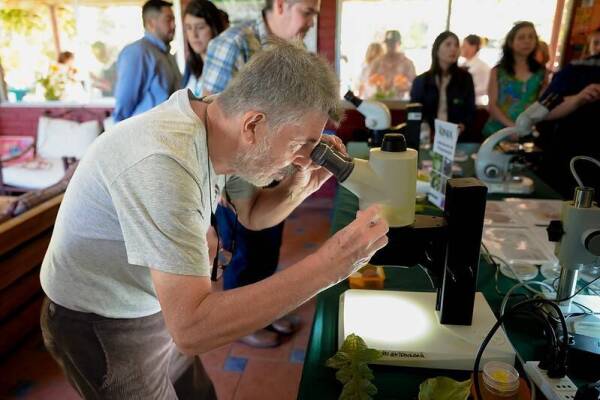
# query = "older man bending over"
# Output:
<box><xmin>39</xmin><ymin>40</ymin><xmax>388</xmax><ymax>399</ymax></box>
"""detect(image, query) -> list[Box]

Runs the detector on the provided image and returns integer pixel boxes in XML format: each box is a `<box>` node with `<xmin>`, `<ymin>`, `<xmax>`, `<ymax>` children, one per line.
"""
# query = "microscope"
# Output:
<box><xmin>343</xmin><ymin>90</ymin><xmax>422</xmax><ymax>151</ymax></box>
<box><xmin>312</xmin><ymin>134</ymin><xmax>515</xmax><ymax>370</ymax></box>
<box><xmin>547</xmin><ymin>183</ymin><xmax>600</xmax><ymax>380</ymax></box>
<box><xmin>475</xmin><ymin>94</ymin><xmax>562</xmax><ymax>194</ymax></box>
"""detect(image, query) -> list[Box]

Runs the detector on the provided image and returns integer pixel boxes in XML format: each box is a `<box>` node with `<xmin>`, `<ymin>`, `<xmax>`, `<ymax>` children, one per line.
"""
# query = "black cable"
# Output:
<box><xmin>517</xmin><ymin>309</ymin><xmax>559</xmax><ymax>363</ymax></box>
<box><xmin>473</xmin><ymin>298</ymin><xmax>569</xmax><ymax>400</ymax></box>
<box><xmin>481</xmin><ymin>243</ymin><xmax>530</xmax><ymax>298</ymax></box>
<box><xmin>417</xmin><ymin>264</ymin><xmax>436</xmax><ymax>289</ymax></box>
<box><xmin>558</xmin><ymin>274</ymin><xmax>600</xmax><ymax>302</ymax></box>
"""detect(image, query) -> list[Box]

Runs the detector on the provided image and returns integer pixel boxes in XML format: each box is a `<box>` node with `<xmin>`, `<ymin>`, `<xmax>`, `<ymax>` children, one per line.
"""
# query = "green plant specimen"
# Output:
<box><xmin>326</xmin><ymin>334</ymin><xmax>382</xmax><ymax>400</ymax></box>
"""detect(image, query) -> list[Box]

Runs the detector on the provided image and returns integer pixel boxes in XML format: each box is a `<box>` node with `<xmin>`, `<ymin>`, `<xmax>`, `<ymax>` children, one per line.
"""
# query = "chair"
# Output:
<box><xmin>0</xmin><ymin>109</ymin><xmax>108</xmax><ymax>194</ymax></box>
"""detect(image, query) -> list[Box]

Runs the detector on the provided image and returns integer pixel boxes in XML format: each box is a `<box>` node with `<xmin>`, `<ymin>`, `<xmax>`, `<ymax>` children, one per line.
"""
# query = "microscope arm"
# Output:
<box><xmin>475</xmin><ymin>126</ymin><xmax>520</xmax><ymax>181</ymax></box>
<box><xmin>344</xmin><ymin>90</ymin><xmax>392</xmax><ymax>131</ymax></box>
<box><xmin>356</xmin><ymin>101</ymin><xmax>392</xmax><ymax>131</ymax></box>
<box><xmin>475</xmin><ymin>96</ymin><xmax>558</xmax><ymax>183</ymax></box>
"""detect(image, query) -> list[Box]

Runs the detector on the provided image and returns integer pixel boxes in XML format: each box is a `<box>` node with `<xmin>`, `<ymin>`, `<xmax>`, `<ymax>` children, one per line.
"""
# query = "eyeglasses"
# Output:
<box><xmin>210</xmin><ymin>212</ymin><xmax>238</xmax><ymax>281</ymax></box>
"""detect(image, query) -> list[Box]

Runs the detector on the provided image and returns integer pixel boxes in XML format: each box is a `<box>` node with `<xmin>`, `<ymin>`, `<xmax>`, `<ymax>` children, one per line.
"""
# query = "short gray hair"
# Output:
<box><xmin>217</xmin><ymin>39</ymin><xmax>343</xmax><ymax>131</ymax></box>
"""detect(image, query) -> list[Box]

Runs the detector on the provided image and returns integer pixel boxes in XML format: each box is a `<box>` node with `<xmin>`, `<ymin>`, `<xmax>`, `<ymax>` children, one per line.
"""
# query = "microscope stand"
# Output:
<box><xmin>338</xmin><ymin>290</ymin><xmax>515</xmax><ymax>370</ymax></box>
<box><xmin>485</xmin><ymin>176</ymin><xmax>534</xmax><ymax>194</ymax></box>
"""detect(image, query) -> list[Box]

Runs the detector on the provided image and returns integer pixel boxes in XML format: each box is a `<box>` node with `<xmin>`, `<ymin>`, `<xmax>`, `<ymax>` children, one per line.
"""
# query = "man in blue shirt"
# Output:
<box><xmin>113</xmin><ymin>0</ymin><xmax>181</xmax><ymax>122</ymax></box>
<box><xmin>202</xmin><ymin>0</ymin><xmax>320</xmax><ymax>348</ymax></box>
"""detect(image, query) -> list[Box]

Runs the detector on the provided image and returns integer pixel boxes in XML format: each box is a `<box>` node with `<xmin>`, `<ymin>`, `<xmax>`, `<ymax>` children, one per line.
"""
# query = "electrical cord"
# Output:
<box><xmin>517</xmin><ymin>309</ymin><xmax>560</xmax><ymax>365</ymax></box>
<box><xmin>551</xmin><ymin>274</ymin><xmax>600</xmax><ymax>301</ymax></box>
<box><xmin>499</xmin><ymin>280</ymin><xmax>557</xmax><ymax>400</ymax></box>
<box><xmin>481</xmin><ymin>242</ymin><xmax>550</xmax><ymax>298</ymax></box>
<box><xmin>569</xmin><ymin>155</ymin><xmax>600</xmax><ymax>188</ymax></box>
<box><xmin>473</xmin><ymin>298</ymin><xmax>569</xmax><ymax>400</ymax></box>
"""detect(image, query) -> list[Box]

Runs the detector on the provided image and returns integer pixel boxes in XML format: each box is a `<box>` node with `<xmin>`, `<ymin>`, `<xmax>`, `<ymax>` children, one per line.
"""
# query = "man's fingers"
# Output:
<box><xmin>321</xmin><ymin>135</ymin><xmax>348</xmax><ymax>156</ymax></box>
<box><xmin>356</xmin><ymin>204</ymin><xmax>382</xmax><ymax>223</ymax></box>
<box><xmin>368</xmin><ymin>235</ymin><xmax>389</xmax><ymax>254</ymax></box>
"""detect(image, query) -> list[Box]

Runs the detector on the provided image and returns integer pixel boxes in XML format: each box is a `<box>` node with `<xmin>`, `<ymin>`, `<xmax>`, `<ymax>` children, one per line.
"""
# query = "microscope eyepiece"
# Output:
<box><xmin>310</xmin><ymin>142</ymin><xmax>355</xmax><ymax>182</ymax></box>
<box><xmin>343</xmin><ymin>90</ymin><xmax>363</xmax><ymax>108</ymax></box>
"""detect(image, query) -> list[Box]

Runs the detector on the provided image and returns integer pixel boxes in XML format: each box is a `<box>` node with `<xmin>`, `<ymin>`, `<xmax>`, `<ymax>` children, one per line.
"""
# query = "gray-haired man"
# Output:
<box><xmin>202</xmin><ymin>0</ymin><xmax>321</xmax><ymax>348</ymax></box>
<box><xmin>40</xmin><ymin>41</ymin><xmax>388</xmax><ymax>399</ymax></box>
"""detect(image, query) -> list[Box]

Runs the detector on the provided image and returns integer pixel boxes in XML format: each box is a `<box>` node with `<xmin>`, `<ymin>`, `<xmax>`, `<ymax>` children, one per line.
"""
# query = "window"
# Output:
<box><xmin>338</xmin><ymin>0</ymin><xmax>559</xmax><ymax>100</ymax></box>
<box><xmin>0</xmin><ymin>2</ymin><xmax>144</xmax><ymax>103</ymax></box>
<box><xmin>0</xmin><ymin>0</ymin><xmax>318</xmax><ymax>103</ymax></box>
<box><xmin>449</xmin><ymin>0</ymin><xmax>558</xmax><ymax>70</ymax></box>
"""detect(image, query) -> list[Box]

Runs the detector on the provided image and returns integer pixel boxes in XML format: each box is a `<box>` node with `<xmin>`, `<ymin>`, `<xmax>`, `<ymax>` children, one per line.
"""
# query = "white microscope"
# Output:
<box><xmin>311</xmin><ymin>135</ymin><xmax>516</xmax><ymax>370</ymax></box>
<box><xmin>546</xmin><ymin>169</ymin><xmax>600</xmax><ymax>379</ymax></box>
<box><xmin>343</xmin><ymin>90</ymin><xmax>422</xmax><ymax>151</ymax></box>
<box><xmin>475</xmin><ymin>94</ymin><xmax>562</xmax><ymax>194</ymax></box>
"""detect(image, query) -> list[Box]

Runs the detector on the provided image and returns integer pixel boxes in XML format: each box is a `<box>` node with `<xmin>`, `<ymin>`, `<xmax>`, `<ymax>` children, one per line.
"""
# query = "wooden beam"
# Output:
<box><xmin>48</xmin><ymin>4</ymin><xmax>62</xmax><ymax>58</ymax></box>
<box><xmin>549</xmin><ymin>0</ymin><xmax>566</xmax><ymax>70</ymax></box>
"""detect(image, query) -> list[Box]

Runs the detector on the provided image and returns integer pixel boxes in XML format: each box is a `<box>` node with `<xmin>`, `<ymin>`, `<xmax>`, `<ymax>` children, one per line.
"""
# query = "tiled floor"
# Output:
<box><xmin>0</xmin><ymin>187</ymin><xmax>335</xmax><ymax>400</ymax></box>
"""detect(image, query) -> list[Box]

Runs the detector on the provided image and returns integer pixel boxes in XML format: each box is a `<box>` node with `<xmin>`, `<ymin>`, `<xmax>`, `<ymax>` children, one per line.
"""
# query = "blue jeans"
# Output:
<box><xmin>215</xmin><ymin>205</ymin><xmax>284</xmax><ymax>290</ymax></box>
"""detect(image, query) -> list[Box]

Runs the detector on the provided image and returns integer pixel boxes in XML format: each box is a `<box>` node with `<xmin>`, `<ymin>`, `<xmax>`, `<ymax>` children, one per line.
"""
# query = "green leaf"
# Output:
<box><xmin>418</xmin><ymin>377</ymin><xmax>472</xmax><ymax>400</ymax></box>
<box><xmin>326</xmin><ymin>334</ymin><xmax>382</xmax><ymax>400</ymax></box>
<box><xmin>336</xmin><ymin>367</ymin><xmax>353</xmax><ymax>384</ymax></box>
<box><xmin>325</xmin><ymin>352</ymin><xmax>352</xmax><ymax>369</ymax></box>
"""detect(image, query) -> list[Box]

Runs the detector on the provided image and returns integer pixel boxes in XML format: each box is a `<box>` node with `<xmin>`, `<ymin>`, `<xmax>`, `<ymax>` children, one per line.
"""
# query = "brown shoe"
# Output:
<box><xmin>270</xmin><ymin>314</ymin><xmax>301</xmax><ymax>335</ymax></box>
<box><xmin>238</xmin><ymin>329</ymin><xmax>280</xmax><ymax>348</ymax></box>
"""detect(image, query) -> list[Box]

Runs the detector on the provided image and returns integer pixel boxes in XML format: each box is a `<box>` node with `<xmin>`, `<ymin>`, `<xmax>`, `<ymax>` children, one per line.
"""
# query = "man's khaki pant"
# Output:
<box><xmin>41</xmin><ymin>297</ymin><xmax>216</xmax><ymax>400</ymax></box>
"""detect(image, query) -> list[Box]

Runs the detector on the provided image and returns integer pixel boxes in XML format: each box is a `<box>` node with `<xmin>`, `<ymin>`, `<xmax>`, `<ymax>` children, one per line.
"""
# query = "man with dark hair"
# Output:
<box><xmin>201</xmin><ymin>0</ymin><xmax>320</xmax><ymax>348</ymax></box>
<box><xmin>460</xmin><ymin>34</ymin><xmax>490</xmax><ymax>99</ymax></box>
<box><xmin>113</xmin><ymin>0</ymin><xmax>181</xmax><ymax>122</ymax></box>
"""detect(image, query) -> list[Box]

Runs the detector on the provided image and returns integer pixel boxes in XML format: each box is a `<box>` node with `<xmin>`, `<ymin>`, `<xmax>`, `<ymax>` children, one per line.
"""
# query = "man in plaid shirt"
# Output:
<box><xmin>202</xmin><ymin>0</ymin><xmax>320</xmax><ymax>348</ymax></box>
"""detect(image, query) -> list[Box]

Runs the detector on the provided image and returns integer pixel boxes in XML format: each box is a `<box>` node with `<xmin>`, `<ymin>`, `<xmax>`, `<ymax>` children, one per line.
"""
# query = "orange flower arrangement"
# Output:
<box><xmin>368</xmin><ymin>73</ymin><xmax>410</xmax><ymax>100</ymax></box>
<box><xmin>368</xmin><ymin>73</ymin><xmax>386</xmax><ymax>88</ymax></box>
<box><xmin>393</xmin><ymin>74</ymin><xmax>409</xmax><ymax>91</ymax></box>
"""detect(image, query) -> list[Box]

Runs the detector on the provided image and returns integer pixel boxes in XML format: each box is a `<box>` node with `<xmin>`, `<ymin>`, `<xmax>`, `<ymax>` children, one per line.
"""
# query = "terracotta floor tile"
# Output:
<box><xmin>205</xmin><ymin>369</ymin><xmax>242</xmax><ymax>400</ymax></box>
<box><xmin>229</xmin><ymin>333</ymin><xmax>294</xmax><ymax>361</ymax></box>
<box><xmin>19</xmin><ymin>380</ymin><xmax>80</xmax><ymax>400</ymax></box>
<box><xmin>200</xmin><ymin>343</ymin><xmax>232</xmax><ymax>371</ymax></box>
<box><xmin>234</xmin><ymin>359</ymin><xmax>303</xmax><ymax>400</ymax></box>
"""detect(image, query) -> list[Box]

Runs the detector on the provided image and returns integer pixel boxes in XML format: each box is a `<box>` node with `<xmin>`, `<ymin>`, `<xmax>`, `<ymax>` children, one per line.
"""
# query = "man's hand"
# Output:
<box><xmin>313</xmin><ymin>204</ymin><xmax>389</xmax><ymax>284</ymax></box>
<box><xmin>575</xmin><ymin>83</ymin><xmax>600</xmax><ymax>107</ymax></box>
<box><xmin>547</xmin><ymin>83</ymin><xmax>600</xmax><ymax>121</ymax></box>
<box><xmin>284</xmin><ymin>135</ymin><xmax>348</xmax><ymax>200</ymax></box>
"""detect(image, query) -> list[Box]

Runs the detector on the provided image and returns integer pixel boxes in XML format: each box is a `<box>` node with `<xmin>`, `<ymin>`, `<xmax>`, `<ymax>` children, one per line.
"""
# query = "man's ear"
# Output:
<box><xmin>240</xmin><ymin>111</ymin><xmax>266</xmax><ymax>145</ymax></box>
<box><xmin>274</xmin><ymin>0</ymin><xmax>286</xmax><ymax>15</ymax></box>
<box><xmin>145</xmin><ymin>16</ymin><xmax>157</xmax><ymax>32</ymax></box>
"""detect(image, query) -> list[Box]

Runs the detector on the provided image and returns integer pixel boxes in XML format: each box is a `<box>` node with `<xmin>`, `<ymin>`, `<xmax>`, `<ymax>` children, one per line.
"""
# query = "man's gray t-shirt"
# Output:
<box><xmin>40</xmin><ymin>89</ymin><xmax>255</xmax><ymax>318</ymax></box>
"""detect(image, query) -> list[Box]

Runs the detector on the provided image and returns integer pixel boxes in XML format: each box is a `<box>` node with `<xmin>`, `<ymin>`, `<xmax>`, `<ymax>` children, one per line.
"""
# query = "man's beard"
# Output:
<box><xmin>232</xmin><ymin>136</ymin><xmax>294</xmax><ymax>187</ymax></box>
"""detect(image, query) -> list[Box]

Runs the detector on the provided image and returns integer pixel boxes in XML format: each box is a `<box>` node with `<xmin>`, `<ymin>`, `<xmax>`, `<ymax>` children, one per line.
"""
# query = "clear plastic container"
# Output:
<box><xmin>482</xmin><ymin>361</ymin><xmax>520</xmax><ymax>398</ymax></box>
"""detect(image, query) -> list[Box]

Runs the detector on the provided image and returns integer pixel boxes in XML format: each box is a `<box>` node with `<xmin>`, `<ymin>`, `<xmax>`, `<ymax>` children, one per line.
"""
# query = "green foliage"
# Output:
<box><xmin>418</xmin><ymin>376</ymin><xmax>472</xmax><ymax>400</ymax></box>
<box><xmin>0</xmin><ymin>9</ymin><xmax>44</xmax><ymax>35</ymax></box>
<box><xmin>0</xmin><ymin>6</ymin><xmax>75</xmax><ymax>38</ymax></box>
<box><xmin>326</xmin><ymin>334</ymin><xmax>382</xmax><ymax>400</ymax></box>
<box><xmin>57</xmin><ymin>7</ymin><xmax>76</xmax><ymax>38</ymax></box>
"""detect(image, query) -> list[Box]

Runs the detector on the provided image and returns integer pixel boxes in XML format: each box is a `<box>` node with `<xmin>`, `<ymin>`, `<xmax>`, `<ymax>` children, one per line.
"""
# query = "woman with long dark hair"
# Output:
<box><xmin>410</xmin><ymin>31</ymin><xmax>475</xmax><ymax>141</ymax></box>
<box><xmin>482</xmin><ymin>21</ymin><xmax>548</xmax><ymax>137</ymax></box>
<box><xmin>182</xmin><ymin>0</ymin><xmax>226</xmax><ymax>96</ymax></box>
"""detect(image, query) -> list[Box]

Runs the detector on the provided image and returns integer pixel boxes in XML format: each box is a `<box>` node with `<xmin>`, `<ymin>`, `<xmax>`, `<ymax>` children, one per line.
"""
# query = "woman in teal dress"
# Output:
<box><xmin>483</xmin><ymin>21</ymin><xmax>548</xmax><ymax>137</ymax></box>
